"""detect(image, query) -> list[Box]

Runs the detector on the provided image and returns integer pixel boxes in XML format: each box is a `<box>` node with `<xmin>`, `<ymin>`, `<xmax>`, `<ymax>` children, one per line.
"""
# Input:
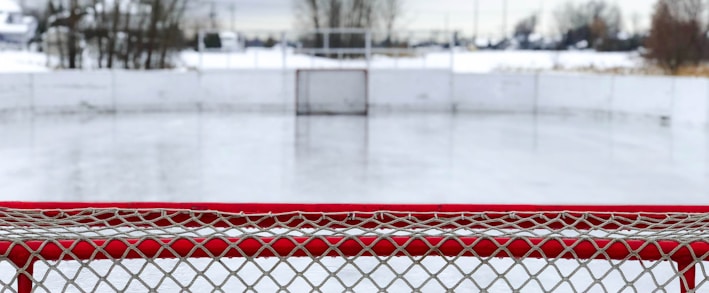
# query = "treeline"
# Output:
<box><xmin>494</xmin><ymin>0</ymin><xmax>709</xmax><ymax>74</ymax></box>
<box><xmin>295</xmin><ymin>0</ymin><xmax>402</xmax><ymax>51</ymax></box>
<box><xmin>42</xmin><ymin>0</ymin><xmax>188</xmax><ymax>69</ymax></box>
<box><xmin>33</xmin><ymin>0</ymin><xmax>709</xmax><ymax>74</ymax></box>
<box><xmin>644</xmin><ymin>0</ymin><xmax>707</xmax><ymax>73</ymax></box>
<box><xmin>509</xmin><ymin>1</ymin><xmax>641</xmax><ymax>51</ymax></box>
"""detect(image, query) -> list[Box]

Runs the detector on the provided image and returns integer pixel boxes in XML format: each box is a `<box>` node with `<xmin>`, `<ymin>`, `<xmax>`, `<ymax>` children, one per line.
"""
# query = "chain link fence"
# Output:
<box><xmin>193</xmin><ymin>29</ymin><xmax>458</xmax><ymax>70</ymax></box>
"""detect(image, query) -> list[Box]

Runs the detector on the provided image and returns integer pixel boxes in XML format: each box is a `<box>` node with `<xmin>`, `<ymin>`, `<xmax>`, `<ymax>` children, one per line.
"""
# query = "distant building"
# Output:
<box><xmin>0</xmin><ymin>0</ymin><xmax>36</xmax><ymax>47</ymax></box>
<box><xmin>200</xmin><ymin>31</ymin><xmax>243</xmax><ymax>52</ymax></box>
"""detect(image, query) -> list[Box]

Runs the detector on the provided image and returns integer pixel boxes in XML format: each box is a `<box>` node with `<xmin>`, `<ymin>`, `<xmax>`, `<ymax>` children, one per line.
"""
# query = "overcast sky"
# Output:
<box><xmin>23</xmin><ymin>0</ymin><xmax>658</xmax><ymax>37</ymax></box>
<box><xmin>200</xmin><ymin>0</ymin><xmax>657</xmax><ymax>37</ymax></box>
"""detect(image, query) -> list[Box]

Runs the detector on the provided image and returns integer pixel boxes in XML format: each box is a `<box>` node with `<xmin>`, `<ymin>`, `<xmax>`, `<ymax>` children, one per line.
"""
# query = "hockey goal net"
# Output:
<box><xmin>296</xmin><ymin>69</ymin><xmax>368</xmax><ymax>115</ymax></box>
<box><xmin>1</xmin><ymin>202</ymin><xmax>708</xmax><ymax>293</ymax></box>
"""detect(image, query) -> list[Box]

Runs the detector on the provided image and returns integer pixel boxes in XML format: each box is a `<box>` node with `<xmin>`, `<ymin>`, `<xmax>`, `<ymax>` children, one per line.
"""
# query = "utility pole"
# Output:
<box><xmin>209</xmin><ymin>0</ymin><xmax>217</xmax><ymax>30</ymax></box>
<box><xmin>502</xmin><ymin>0</ymin><xmax>508</xmax><ymax>40</ymax></box>
<box><xmin>473</xmin><ymin>0</ymin><xmax>479</xmax><ymax>40</ymax></box>
<box><xmin>230</xmin><ymin>3</ymin><xmax>236</xmax><ymax>31</ymax></box>
<box><xmin>445</xmin><ymin>13</ymin><xmax>450</xmax><ymax>33</ymax></box>
<box><xmin>539</xmin><ymin>0</ymin><xmax>544</xmax><ymax>37</ymax></box>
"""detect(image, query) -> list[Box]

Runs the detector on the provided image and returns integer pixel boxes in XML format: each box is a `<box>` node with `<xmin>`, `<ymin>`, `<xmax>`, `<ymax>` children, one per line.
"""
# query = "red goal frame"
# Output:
<box><xmin>2</xmin><ymin>202</ymin><xmax>708</xmax><ymax>293</ymax></box>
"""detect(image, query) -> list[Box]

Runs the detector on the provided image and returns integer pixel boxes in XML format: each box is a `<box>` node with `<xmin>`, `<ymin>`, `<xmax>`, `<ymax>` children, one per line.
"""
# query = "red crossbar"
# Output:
<box><xmin>2</xmin><ymin>202</ymin><xmax>709</xmax><ymax>214</ymax></box>
<box><xmin>0</xmin><ymin>202</ymin><xmax>707</xmax><ymax>231</ymax></box>
<box><xmin>2</xmin><ymin>237</ymin><xmax>708</xmax><ymax>261</ymax></box>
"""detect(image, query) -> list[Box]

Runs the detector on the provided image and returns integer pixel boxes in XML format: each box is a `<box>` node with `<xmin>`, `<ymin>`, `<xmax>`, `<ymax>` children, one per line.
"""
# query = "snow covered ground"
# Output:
<box><xmin>0</xmin><ymin>50</ymin><xmax>48</xmax><ymax>72</ymax></box>
<box><xmin>0</xmin><ymin>48</ymin><xmax>643</xmax><ymax>73</ymax></box>
<box><xmin>180</xmin><ymin>48</ymin><xmax>644</xmax><ymax>72</ymax></box>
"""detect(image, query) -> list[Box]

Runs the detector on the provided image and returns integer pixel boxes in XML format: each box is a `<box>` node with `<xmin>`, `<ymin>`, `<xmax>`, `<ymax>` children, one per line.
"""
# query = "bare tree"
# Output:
<box><xmin>514</xmin><ymin>14</ymin><xmax>538</xmax><ymax>48</ymax></box>
<box><xmin>296</xmin><ymin>0</ymin><xmax>403</xmax><ymax>56</ymax></box>
<box><xmin>45</xmin><ymin>0</ymin><xmax>87</xmax><ymax>69</ymax></box>
<box><xmin>553</xmin><ymin>0</ymin><xmax>622</xmax><ymax>50</ymax></box>
<box><xmin>43</xmin><ymin>0</ymin><xmax>188</xmax><ymax>70</ymax></box>
<box><xmin>644</xmin><ymin>0</ymin><xmax>704</xmax><ymax>73</ymax></box>
<box><xmin>379</xmin><ymin>0</ymin><xmax>403</xmax><ymax>45</ymax></box>
<box><xmin>158</xmin><ymin>0</ymin><xmax>189</xmax><ymax>68</ymax></box>
<box><xmin>295</xmin><ymin>0</ymin><xmax>324</xmax><ymax>47</ymax></box>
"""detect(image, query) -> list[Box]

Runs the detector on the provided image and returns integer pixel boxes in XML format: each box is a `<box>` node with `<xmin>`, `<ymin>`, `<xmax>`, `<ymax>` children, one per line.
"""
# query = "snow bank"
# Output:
<box><xmin>452</xmin><ymin>50</ymin><xmax>642</xmax><ymax>73</ymax></box>
<box><xmin>0</xmin><ymin>51</ymin><xmax>49</xmax><ymax>73</ymax></box>
<box><xmin>0</xmin><ymin>48</ymin><xmax>644</xmax><ymax>73</ymax></box>
<box><xmin>178</xmin><ymin>48</ymin><xmax>643</xmax><ymax>73</ymax></box>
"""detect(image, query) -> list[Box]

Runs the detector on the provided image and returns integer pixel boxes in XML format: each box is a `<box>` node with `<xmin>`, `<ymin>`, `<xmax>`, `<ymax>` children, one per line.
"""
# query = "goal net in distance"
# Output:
<box><xmin>296</xmin><ymin>69</ymin><xmax>368</xmax><ymax>115</ymax></box>
<box><xmin>1</xmin><ymin>202</ymin><xmax>708</xmax><ymax>293</ymax></box>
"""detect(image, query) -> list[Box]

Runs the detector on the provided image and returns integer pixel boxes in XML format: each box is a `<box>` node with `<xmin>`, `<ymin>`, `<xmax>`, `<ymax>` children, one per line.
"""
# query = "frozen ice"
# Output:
<box><xmin>0</xmin><ymin>112</ymin><xmax>706</xmax><ymax>204</ymax></box>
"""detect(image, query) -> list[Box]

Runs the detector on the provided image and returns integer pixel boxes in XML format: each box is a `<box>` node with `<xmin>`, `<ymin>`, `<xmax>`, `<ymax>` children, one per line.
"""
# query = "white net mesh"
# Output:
<box><xmin>296</xmin><ymin>69</ymin><xmax>368</xmax><ymax>115</ymax></box>
<box><xmin>0</xmin><ymin>206</ymin><xmax>708</xmax><ymax>292</ymax></box>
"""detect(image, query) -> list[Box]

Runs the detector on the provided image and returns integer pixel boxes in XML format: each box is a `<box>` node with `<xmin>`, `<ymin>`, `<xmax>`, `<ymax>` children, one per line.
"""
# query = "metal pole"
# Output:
<box><xmin>254</xmin><ymin>48</ymin><xmax>258</xmax><ymax>69</ymax></box>
<box><xmin>445</xmin><ymin>13</ymin><xmax>449</xmax><ymax>33</ymax></box>
<box><xmin>209</xmin><ymin>1</ymin><xmax>217</xmax><ymax>30</ymax></box>
<box><xmin>502</xmin><ymin>0</ymin><xmax>508</xmax><ymax>40</ymax></box>
<box><xmin>539</xmin><ymin>0</ymin><xmax>545</xmax><ymax>38</ymax></box>
<box><xmin>324</xmin><ymin>30</ymin><xmax>330</xmax><ymax>58</ymax></box>
<box><xmin>365</xmin><ymin>30</ymin><xmax>372</xmax><ymax>69</ymax></box>
<box><xmin>198</xmin><ymin>30</ymin><xmax>204</xmax><ymax>70</ymax></box>
<box><xmin>281</xmin><ymin>31</ymin><xmax>287</xmax><ymax>70</ymax></box>
<box><xmin>473</xmin><ymin>0</ymin><xmax>479</xmax><ymax>40</ymax></box>
<box><xmin>449</xmin><ymin>32</ymin><xmax>455</xmax><ymax>72</ymax></box>
<box><xmin>230</xmin><ymin>3</ymin><xmax>236</xmax><ymax>31</ymax></box>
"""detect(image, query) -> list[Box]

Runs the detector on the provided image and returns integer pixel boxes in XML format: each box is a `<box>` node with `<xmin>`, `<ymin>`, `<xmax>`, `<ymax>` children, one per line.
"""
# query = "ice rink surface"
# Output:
<box><xmin>1</xmin><ymin>112</ymin><xmax>707</xmax><ymax>204</ymax></box>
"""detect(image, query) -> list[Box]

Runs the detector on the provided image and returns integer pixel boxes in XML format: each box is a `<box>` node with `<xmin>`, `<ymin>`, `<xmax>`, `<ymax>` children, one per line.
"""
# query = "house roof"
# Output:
<box><xmin>0</xmin><ymin>0</ymin><xmax>21</xmax><ymax>13</ymax></box>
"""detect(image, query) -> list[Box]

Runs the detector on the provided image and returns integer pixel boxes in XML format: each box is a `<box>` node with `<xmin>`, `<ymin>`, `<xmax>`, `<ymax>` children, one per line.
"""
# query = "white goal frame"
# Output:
<box><xmin>296</xmin><ymin>69</ymin><xmax>369</xmax><ymax>115</ymax></box>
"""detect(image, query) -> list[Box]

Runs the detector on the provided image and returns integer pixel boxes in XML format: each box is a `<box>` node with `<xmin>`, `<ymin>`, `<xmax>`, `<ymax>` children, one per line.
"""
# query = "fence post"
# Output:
<box><xmin>678</xmin><ymin>260</ymin><xmax>696</xmax><ymax>293</ymax></box>
<box><xmin>324</xmin><ymin>30</ymin><xmax>330</xmax><ymax>58</ymax></box>
<box><xmin>365</xmin><ymin>30</ymin><xmax>372</xmax><ymax>69</ymax></box>
<box><xmin>281</xmin><ymin>31</ymin><xmax>287</xmax><ymax>71</ymax></box>
<box><xmin>449</xmin><ymin>31</ymin><xmax>455</xmax><ymax>72</ymax></box>
<box><xmin>198</xmin><ymin>30</ymin><xmax>205</xmax><ymax>70</ymax></box>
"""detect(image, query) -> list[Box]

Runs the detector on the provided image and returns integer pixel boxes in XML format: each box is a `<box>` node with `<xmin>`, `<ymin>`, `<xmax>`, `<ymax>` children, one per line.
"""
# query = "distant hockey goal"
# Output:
<box><xmin>2</xmin><ymin>202</ymin><xmax>709</xmax><ymax>292</ymax></box>
<box><xmin>296</xmin><ymin>69</ymin><xmax>368</xmax><ymax>115</ymax></box>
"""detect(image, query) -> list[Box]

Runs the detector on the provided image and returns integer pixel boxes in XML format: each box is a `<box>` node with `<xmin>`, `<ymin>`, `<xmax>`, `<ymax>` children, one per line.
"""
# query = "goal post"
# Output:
<box><xmin>1</xmin><ymin>202</ymin><xmax>709</xmax><ymax>293</ymax></box>
<box><xmin>296</xmin><ymin>69</ymin><xmax>368</xmax><ymax>115</ymax></box>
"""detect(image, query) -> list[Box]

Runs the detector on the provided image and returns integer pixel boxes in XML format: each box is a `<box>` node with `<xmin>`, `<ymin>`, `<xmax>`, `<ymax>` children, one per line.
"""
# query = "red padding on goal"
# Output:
<box><xmin>2</xmin><ymin>237</ymin><xmax>707</xmax><ymax>262</ymax></box>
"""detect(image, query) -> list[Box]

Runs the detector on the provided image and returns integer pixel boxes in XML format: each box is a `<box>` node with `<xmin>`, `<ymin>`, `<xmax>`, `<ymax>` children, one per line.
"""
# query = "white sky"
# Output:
<box><xmin>21</xmin><ymin>0</ymin><xmax>657</xmax><ymax>37</ymax></box>
<box><xmin>210</xmin><ymin>0</ymin><xmax>656</xmax><ymax>37</ymax></box>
